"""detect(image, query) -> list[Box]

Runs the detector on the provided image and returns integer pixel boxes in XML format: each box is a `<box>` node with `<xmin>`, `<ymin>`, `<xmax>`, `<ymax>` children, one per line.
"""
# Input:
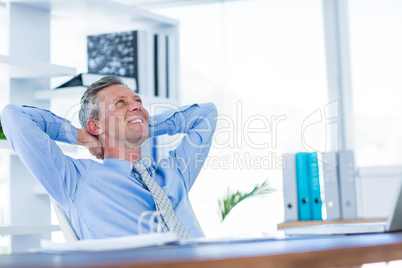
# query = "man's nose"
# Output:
<box><xmin>129</xmin><ymin>100</ymin><xmax>142</xmax><ymax>112</ymax></box>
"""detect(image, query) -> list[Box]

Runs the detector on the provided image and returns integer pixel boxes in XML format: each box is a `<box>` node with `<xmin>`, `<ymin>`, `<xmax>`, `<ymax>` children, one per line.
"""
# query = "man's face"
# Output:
<box><xmin>96</xmin><ymin>84</ymin><xmax>150</xmax><ymax>148</ymax></box>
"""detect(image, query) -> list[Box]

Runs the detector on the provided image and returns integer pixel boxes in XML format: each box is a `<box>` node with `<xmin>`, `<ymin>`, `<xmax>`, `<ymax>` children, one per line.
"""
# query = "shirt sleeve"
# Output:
<box><xmin>149</xmin><ymin>103</ymin><xmax>217</xmax><ymax>191</ymax></box>
<box><xmin>1</xmin><ymin>104</ymin><xmax>84</xmax><ymax>206</ymax></box>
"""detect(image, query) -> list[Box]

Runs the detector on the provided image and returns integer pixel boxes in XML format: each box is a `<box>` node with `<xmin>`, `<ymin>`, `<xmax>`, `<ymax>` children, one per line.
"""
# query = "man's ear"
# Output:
<box><xmin>86</xmin><ymin>119</ymin><xmax>104</xmax><ymax>136</ymax></box>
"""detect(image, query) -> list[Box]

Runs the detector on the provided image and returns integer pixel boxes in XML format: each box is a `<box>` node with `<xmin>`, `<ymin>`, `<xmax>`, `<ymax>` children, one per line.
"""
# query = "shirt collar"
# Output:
<box><xmin>103</xmin><ymin>158</ymin><xmax>155</xmax><ymax>177</ymax></box>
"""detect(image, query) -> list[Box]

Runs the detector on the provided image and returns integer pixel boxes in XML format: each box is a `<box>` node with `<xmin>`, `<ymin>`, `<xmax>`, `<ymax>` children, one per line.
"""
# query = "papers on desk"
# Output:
<box><xmin>38</xmin><ymin>233</ymin><xmax>178</xmax><ymax>253</ymax></box>
<box><xmin>177</xmin><ymin>233</ymin><xmax>286</xmax><ymax>246</ymax></box>
<box><xmin>35</xmin><ymin>233</ymin><xmax>286</xmax><ymax>253</ymax></box>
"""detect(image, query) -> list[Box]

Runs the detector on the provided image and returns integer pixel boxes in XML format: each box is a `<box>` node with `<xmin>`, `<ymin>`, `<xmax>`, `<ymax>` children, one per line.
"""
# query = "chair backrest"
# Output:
<box><xmin>50</xmin><ymin>199</ymin><xmax>79</xmax><ymax>242</ymax></box>
<box><xmin>188</xmin><ymin>202</ymin><xmax>205</xmax><ymax>237</ymax></box>
<box><xmin>50</xmin><ymin>198</ymin><xmax>203</xmax><ymax>240</ymax></box>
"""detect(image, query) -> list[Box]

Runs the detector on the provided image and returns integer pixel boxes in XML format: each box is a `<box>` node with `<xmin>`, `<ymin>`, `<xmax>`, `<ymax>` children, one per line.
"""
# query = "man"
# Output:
<box><xmin>1</xmin><ymin>75</ymin><xmax>217</xmax><ymax>240</ymax></box>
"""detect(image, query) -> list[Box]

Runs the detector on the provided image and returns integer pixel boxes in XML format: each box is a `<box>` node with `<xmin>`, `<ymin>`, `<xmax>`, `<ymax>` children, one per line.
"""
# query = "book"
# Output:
<box><xmin>282</xmin><ymin>154</ymin><xmax>299</xmax><ymax>221</ymax></box>
<box><xmin>165</xmin><ymin>35</ymin><xmax>171</xmax><ymax>98</ymax></box>
<box><xmin>321</xmin><ymin>152</ymin><xmax>341</xmax><ymax>220</ymax></box>
<box><xmin>136</xmin><ymin>31</ymin><xmax>146</xmax><ymax>95</ymax></box>
<box><xmin>55</xmin><ymin>73</ymin><xmax>137</xmax><ymax>91</ymax></box>
<box><xmin>153</xmin><ymin>34</ymin><xmax>169</xmax><ymax>98</ymax></box>
<box><xmin>307</xmin><ymin>152</ymin><xmax>322</xmax><ymax>220</ymax></box>
<box><xmin>295</xmin><ymin>153</ymin><xmax>312</xmax><ymax>221</ymax></box>
<box><xmin>87</xmin><ymin>30</ymin><xmax>141</xmax><ymax>90</ymax></box>
<box><xmin>338</xmin><ymin>151</ymin><xmax>358</xmax><ymax>219</ymax></box>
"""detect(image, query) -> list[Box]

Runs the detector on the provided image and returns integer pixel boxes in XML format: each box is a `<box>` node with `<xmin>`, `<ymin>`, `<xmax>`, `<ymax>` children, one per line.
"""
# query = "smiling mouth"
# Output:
<box><xmin>128</xmin><ymin>119</ymin><xmax>143</xmax><ymax>124</ymax></box>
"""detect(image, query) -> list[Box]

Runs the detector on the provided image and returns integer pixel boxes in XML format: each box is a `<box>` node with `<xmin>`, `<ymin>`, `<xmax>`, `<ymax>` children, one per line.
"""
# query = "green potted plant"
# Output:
<box><xmin>218</xmin><ymin>179</ymin><xmax>274</xmax><ymax>222</ymax></box>
<box><xmin>0</xmin><ymin>117</ymin><xmax>6</xmax><ymax>140</ymax></box>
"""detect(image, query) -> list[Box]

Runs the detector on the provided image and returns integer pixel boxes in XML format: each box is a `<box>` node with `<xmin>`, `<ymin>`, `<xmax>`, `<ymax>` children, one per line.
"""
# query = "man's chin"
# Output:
<box><xmin>124</xmin><ymin>136</ymin><xmax>149</xmax><ymax>149</ymax></box>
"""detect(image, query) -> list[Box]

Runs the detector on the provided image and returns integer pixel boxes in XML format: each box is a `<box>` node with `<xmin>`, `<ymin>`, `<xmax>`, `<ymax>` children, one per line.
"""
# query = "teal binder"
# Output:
<box><xmin>307</xmin><ymin>152</ymin><xmax>323</xmax><ymax>220</ymax></box>
<box><xmin>295</xmin><ymin>153</ymin><xmax>311</xmax><ymax>221</ymax></box>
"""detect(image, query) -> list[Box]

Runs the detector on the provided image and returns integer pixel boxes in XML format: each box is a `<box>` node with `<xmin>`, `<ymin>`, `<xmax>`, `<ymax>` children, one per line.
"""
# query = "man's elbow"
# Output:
<box><xmin>205</xmin><ymin>102</ymin><xmax>217</xmax><ymax>114</ymax></box>
<box><xmin>1</xmin><ymin>104</ymin><xmax>19</xmax><ymax>132</ymax></box>
<box><xmin>204</xmin><ymin>102</ymin><xmax>218</xmax><ymax>127</ymax></box>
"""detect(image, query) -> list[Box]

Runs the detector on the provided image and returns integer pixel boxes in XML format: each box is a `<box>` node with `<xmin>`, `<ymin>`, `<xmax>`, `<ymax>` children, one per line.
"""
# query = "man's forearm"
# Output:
<box><xmin>1</xmin><ymin>104</ymin><xmax>87</xmax><ymax>206</ymax></box>
<box><xmin>154</xmin><ymin>103</ymin><xmax>217</xmax><ymax>191</ymax></box>
<box><xmin>2</xmin><ymin>105</ymin><xmax>78</xmax><ymax>145</ymax></box>
<box><xmin>149</xmin><ymin>103</ymin><xmax>217</xmax><ymax>139</ymax></box>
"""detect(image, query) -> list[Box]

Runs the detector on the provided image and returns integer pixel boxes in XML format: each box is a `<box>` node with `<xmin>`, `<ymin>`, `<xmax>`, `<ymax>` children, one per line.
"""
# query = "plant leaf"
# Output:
<box><xmin>218</xmin><ymin>179</ymin><xmax>274</xmax><ymax>222</ymax></box>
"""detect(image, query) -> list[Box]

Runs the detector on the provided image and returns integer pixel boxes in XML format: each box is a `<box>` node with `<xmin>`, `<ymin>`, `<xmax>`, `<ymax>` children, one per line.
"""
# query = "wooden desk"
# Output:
<box><xmin>1</xmin><ymin>232</ymin><xmax>402</xmax><ymax>268</ymax></box>
<box><xmin>277</xmin><ymin>218</ymin><xmax>388</xmax><ymax>229</ymax></box>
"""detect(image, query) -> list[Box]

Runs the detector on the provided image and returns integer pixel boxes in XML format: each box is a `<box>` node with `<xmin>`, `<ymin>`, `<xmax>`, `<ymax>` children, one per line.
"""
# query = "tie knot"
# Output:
<box><xmin>133</xmin><ymin>162</ymin><xmax>148</xmax><ymax>175</ymax></box>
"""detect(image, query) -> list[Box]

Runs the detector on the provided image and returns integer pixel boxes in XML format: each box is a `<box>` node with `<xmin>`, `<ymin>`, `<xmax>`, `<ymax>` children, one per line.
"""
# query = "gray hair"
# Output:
<box><xmin>78</xmin><ymin>75</ymin><xmax>126</xmax><ymax>128</ymax></box>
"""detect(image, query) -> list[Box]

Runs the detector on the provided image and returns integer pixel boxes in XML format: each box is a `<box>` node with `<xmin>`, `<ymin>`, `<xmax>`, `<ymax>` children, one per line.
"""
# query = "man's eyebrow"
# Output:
<box><xmin>132</xmin><ymin>94</ymin><xmax>141</xmax><ymax>100</ymax></box>
<box><xmin>113</xmin><ymin>95</ymin><xmax>128</xmax><ymax>101</ymax></box>
<box><xmin>112</xmin><ymin>95</ymin><xmax>141</xmax><ymax>102</ymax></box>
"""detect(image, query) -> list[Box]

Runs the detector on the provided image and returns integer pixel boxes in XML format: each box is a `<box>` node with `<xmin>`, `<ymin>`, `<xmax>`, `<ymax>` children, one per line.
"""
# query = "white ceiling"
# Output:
<box><xmin>109</xmin><ymin>0</ymin><xmax>241</xmax><ymax>9</ymax></box>
<box><xmin>4</xmin><ymin>0</ymin><xmax>248</xmax><ymax>12</ymax></box>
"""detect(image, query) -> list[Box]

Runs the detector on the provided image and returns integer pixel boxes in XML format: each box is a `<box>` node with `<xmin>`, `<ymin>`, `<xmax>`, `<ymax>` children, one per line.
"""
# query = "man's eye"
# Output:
<box><xmin>136</xmin><ymin>99</ymin><xmax>142</xmax><ymax>103</ymax></box>
<box><xmin>116</xmin><ymin>100</ymin><xmax>124</xmax><ymax>104</ymax></box>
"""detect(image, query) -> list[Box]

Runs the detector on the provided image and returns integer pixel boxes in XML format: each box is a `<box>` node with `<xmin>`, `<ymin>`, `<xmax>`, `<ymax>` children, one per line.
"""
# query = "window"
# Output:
<box><xmin>349</xmin><ymin>0</ymin><xmax>402</xmax><ymax>167</ymax></box>
<box><xmin>154</xmin><ymin>0</ymin><xmax>327</xmax><ymax>236</ymax></box>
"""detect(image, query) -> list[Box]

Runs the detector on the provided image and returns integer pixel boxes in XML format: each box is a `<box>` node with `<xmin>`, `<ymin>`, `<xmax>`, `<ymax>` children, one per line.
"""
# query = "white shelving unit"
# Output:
<box><xmin>0</xmin><ymin>1</ymin><xmax>78</xmax><ymax>254</ymax></box>
<box><xmin>2</xmin><ymin>0</ymin><xmax>179</xmax><ymax>254</ymax></box>
<box><xmin>0</xmin><ymin>54</ymin><xmax>75</xmax><ymax>79</ymax></box>
<box><xmin>33</xmin><ymin>87</ymin><xmax>87</xmax><ymax>101</ymax></box>
<box><xmin>1</xmin><ymin>11</ymin><xmax>73</xmax><ymax>254</ymax></box>
<box><xmin>0</xmin><ymin>225</ymin><xmax>60</xmax><ymax>236</ymax></box>
<box><xmin>0</xmin><ymin>140</ymin><xmax>12</xmax><ymax>151</ymax></box>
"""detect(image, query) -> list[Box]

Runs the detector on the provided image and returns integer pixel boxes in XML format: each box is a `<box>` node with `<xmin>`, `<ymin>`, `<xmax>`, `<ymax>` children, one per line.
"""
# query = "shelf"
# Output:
<box><xmin>33</xmin><ymin>185</ymin><xmax>49</xmax><ymax>196</ymax></box>
<box><xmin>0</xmin><ymin>55</ymin><xmax>76</xmax><ymax>79</ymax></box>
<box><xmin>0</xmin><ymin>140</ymin><xmax>77</xmax><ymax>154</ymax></box>
<box><xmin>0</xmin><ymin>225</ymin><xmax>60</xmax><ymax>235</ymax></box>
<box><xmin>277</xmin><ymin>218</ymin><xmax>387</xmax><ymax>230</ymax></box>
<box><xmin>34</xmin><ymin>88</ymin><xmax>179</xmax><ymax>103</ymax></box>
<box><xmin>9</xmin><ymin>0</ymin><xmax>179</xmax><ymax>27</ymax></box>
<box><xmin>34</xmin><ymin>86</ymin><xmax>87</xmax><ymax>101</ymax></box>
<box><xmin>0</xmin><ymin>139</ymin><xmax>11</xmax><ymax>150</ymax></box>
<box><xmin>357</xmin><ymin>166</ymin><xmax>402</xmax><ymax>177</ymax></box>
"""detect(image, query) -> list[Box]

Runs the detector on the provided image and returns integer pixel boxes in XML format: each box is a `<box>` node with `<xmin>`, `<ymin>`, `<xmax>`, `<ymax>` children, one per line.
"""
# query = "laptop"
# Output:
<box><xmin>284</xmin><ymin>177</ymin><xmax>402</xmax><ymax>236</ymax></box>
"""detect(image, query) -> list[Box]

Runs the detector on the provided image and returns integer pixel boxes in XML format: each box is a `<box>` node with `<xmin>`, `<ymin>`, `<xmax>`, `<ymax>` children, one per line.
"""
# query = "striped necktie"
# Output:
<box><xmin>133</xmin><ymin>162</ymin><xmax>190</xmax><ymax>239</ymax></box>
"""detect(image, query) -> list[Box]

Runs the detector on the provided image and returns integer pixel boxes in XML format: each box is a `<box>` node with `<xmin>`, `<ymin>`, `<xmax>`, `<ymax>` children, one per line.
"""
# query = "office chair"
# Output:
<box><xmin>50</xmin><ymin>199</ymin><xmax>79</xmax><ymax>241</ymax></box>
<box><xmin>189</xmin><ymin>203</ymin><xmax>205</xmax><ymax>237</ymax></box>
<box><xmin>51</xmin><ymin>199</ymin><xmax>204</xmax><ymax>241</ymax></box>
